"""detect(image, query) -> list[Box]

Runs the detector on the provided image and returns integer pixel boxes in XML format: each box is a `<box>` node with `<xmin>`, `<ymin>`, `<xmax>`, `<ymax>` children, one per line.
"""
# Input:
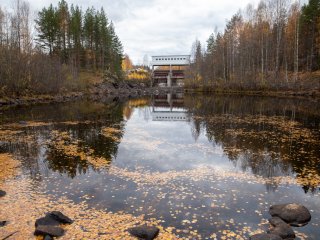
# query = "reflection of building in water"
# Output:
<box><xmin>151</xmin><ymin>93</ymin><xmax>189</xmax><ymax>121</ymax></box>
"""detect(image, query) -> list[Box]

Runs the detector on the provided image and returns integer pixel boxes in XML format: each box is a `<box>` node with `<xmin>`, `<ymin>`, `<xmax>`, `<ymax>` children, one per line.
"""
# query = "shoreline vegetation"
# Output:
<box><xmin>185</xmin><ymin>0</ymin><xmax>320</xmax><ymax>93</ymax></box>
<box><xmin>1</xmin><ymin>0</ymin><xmax>320</xmax><ymax>108</ymax></box>
<box><xmin>0</xmin><ymin>0</ymin><xmax>123</xmax><ymax>100</ymax></box>
<box><xmin>0</xmin><ymin>79</ymin><xmax>319</xmax><ymax>108</ymax></box>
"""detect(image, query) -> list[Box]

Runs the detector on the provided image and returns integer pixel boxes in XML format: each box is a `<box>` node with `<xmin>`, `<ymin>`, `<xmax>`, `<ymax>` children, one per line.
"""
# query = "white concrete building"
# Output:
<box><xmin>151</xmin><ymin>55</ymin><xmax>191</xmax><ymax>87</ymax></box>
<box><xmin>150</xmin><ymin>55</ymin><xmax>191</xmax><ymax>67</ymax></box>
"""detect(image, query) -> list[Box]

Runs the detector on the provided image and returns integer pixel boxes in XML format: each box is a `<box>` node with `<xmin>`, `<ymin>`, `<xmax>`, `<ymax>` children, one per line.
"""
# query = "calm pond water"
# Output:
<box><xmin>0</xmin><ymin>94</ymin><xmax>319</xmax><ymax>239</ymax></box>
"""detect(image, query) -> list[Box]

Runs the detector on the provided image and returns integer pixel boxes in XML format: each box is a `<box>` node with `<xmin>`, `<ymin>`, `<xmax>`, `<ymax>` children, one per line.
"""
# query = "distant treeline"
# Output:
<box><xmin>0</xmin><ymin>0</ymin><xmax>123</xmax><ymax>96</ymax></box>
<box><xmin>187</xmin><ymin>0</ymin><xmax>320</xmax><ymax>91</ymax></box>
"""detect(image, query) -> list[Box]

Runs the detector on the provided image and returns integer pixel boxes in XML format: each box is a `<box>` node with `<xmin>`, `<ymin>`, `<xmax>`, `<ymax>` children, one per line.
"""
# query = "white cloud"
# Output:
<box><xmin>1</xmin><ymin>0</ymin><xmax>262</xmax><ymax>64</ymax></box>
<box><xmin>116</xmin><ymin>0</ymin><xmax>261</xmax><ymax>63</ymax></box>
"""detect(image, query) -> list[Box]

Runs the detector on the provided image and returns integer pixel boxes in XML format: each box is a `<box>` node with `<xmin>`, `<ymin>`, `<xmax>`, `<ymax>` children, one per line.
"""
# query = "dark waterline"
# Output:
<box><xmin>0</xmin><ymin>94</ymin><xmax>319</xmax><ymax>239</ymax></box>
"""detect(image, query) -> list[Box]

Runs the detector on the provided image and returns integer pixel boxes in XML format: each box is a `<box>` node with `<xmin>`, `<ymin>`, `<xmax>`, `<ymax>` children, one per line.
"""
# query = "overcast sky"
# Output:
<box><xmin>2</xmin><ymin>0</ymin><xmax>266</xmax><ymax>64</ymax></box>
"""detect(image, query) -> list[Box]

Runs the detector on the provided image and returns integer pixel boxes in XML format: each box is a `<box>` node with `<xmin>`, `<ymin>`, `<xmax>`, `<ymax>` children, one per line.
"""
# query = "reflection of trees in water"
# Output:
<box><xmin>241</xmin><ymin>152</ymin><xmax>289</xmax><ymax>178</ymax></box>
<box><xmin>190</xmin><ymin>118</ymin><xmax>202</xmax><ymax>142</ymax></box>
<box><xmin>184</xmin><ymin>94</ymin><xmax>320</xmax><ymax>192</ymax></box>
<box><xmin>0</xmin><ymin>100</ymin><xmax>126</xmax><ymax>179</ymax></box>
<box><xmin>122</xmin><ymin>98</ymin><xmax>151</xmax><ymax>121</ymax></box>
<box><xmin>45</xmin><ymin>111</ymin><xmax>125</xmax><ymax>178</ymax></box>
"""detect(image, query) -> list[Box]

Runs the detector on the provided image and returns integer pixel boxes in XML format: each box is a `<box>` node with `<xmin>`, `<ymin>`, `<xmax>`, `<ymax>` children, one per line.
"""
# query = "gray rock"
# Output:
<box><xmin>35</xmin><ymin>216</ymin><xmax>60</xmax><ymax>227</ymax></box>
<box><xmin>250</xmin><ymin>233</ymin><xmax>282</xmax><ymax>240</ymax></box>
<box><xmin>128</xmin><ymin>225</ymin><xmax>160</xmax><ymax>240</ymax></box>
<box><xmin>269</xmin><ymin>203</ymin><xmax>311</xmax><ymax>227</ymax></box>
<box><xmin>34</xmin><ymin>225</ymin><xmax>65</xmax><ymax>237</ymax></box>
<box><xmin>0</xmin><ymin>190</ymin><xmax>6</xmax><ymax>197</ymax></box>
<box><xmin>268</xmin><ymin>217</ymin><xmax>295</xmax><ymax>240</ymax></box>
<box><xmin>46</xmin><ymin>211</ymin><xmax>73</xmax><ymax>224</ymax></box>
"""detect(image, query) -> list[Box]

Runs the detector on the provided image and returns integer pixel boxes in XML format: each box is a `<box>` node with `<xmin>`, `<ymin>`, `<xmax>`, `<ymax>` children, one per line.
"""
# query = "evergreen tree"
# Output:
<box><xmin>98</xmin><ymin>8</ymin><xmax>109</xmax><ymax>70</ymax></box>
<box><xmin>69</xmin><ymin>5</ymin><xmax>81</xmax><ymax>50</ymax></box>
<box><xmin>83</xmin><ymin>7</ymin><xmax>95</xmax><ymax>69</ymax></box>
<box><xmin>35</xmin><ymin>1</ymin><xmax>123</xmax><ymax>78</ymax></box>
<box><xmin>35</xmin><ymin>4</ymin><xmax>59</xmax><ymax>55</ymax></box>
<box><xmin>300</xmin><ymin>0</ymin><xmax>320</xmax><ymax>70</ymax></box>
<box><xmin>57</xmin><ymin>0</ymin><xmax>69</xmax><ymax>63</ymax></box>
<box><xmin>108</xmin><ymin>22</ymin><xmax>123</xmax><ymax>78</ymax></box>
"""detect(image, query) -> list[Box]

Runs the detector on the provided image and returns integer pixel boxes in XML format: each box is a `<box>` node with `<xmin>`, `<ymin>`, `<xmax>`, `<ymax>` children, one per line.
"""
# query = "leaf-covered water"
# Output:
<box><xmin>0</xmin><ymin>94</ymin><xmax>319</xmax><ymax>239</ymax></box>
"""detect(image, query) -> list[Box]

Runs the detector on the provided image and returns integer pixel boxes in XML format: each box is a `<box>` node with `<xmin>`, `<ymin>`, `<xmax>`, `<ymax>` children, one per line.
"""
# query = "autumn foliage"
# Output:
<box><xmin>187</xmin><ymin>0</ymin><xmax>320</xmax><ymax>91</ymax></box>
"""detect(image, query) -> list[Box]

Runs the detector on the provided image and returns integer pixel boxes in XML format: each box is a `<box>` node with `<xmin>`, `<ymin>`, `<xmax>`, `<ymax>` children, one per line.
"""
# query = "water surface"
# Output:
<box><xmin>0</xmin><ymin>94</ymin><xmax>319</xmax><ymax>239</ymax></box>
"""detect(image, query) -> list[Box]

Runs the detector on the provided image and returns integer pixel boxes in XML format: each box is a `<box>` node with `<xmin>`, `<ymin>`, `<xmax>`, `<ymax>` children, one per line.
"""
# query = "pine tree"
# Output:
<box><xmin>98</xmin><ymin>8</ymin><xmax>109</xmax><ymax>70</ymax></box>
<box><xmin>108</xmin><ymin>22</ymin><xmax>123</xmax><ymax>78</ymax></box>
<box><xmin>83</xmin><ymin>7</ymin><xmax>95</xmax><ymax>69</ymax></box>
<box><xmin>35</xmin><ymin>4</ymin><xmax>59</xmax><ymax>55</ymax></box>
<box><xmin>300</xmin><ymin>0</ymin><xmax>320</xmax><ymax>70</ymax></box>
<box><xmin>35</xmin><ymin>1</ymin><xmax>123</xmax><ymax>78</ymax></box>
<box><xmin>57</xmin><ymin>0</ymin><xmax>69</xmax><ymax>63</ymax></box>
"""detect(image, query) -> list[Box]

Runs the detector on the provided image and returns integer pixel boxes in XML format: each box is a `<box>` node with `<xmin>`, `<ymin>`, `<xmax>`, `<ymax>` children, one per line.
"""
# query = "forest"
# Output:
<box><xmin>1</xmin><ymin>0</ymin><xmax>320</xmax><ymax>97</ymax></box>
<box><xmin>0</xmin><ymin>0</ymin><xmax>123</xmax><ymax>96</ymax></box>
<box><xmin>187</xmin><ymin>0</ymin><xmax>320</xmax><ymax>92</ymax></box>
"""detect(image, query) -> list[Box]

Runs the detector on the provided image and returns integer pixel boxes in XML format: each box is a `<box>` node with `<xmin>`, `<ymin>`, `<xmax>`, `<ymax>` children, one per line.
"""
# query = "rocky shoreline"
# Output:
<box><xmin>0</xmin><ymin>81</ymin><xmax>184</xmax><ymax>109</ymax></box>
<box><xmin>89</xmin><ymin>80</ymin><xmax>182</xmax><ymax>98</ymax></box>
<box><xmin>1</xmin><ymin>73</ymin><xmax>319</xmax><ymax>109</ymax></box>
<box><xmin>0</xmin><ymin>92</ymin><xmax>84</xmax><ymax>108</ymax></box>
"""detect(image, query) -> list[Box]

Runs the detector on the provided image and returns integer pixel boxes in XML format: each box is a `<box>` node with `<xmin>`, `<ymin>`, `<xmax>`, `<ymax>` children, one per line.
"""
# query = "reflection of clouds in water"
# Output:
<box><xmin>125</xmin><ymin>126</ymin><xmax>153</xmax><ymax>138</ymax></box>
<box><xmin>121</xmin><ymin>125</ymin><xmax>223</xmax><ymax>155</ymax></box>
<box><xmin>121</xmin><ymin>138</ymin><xmax>164</xmax><ymax>151</ymax></box>
<box><xmin>109</xmin><ymin>164</ymin><xmax>302</xmax><ymax>188</ymax></box>
<box><xmin>120</xmin><ymin>126</ymin><xmax>164</xmax><ymax>151</ymax></box>
<box><xmin>115</xmin><ymin>117</ymin><xmax>232</xmax><ymax>172</ymax></box>
<box><xmin>179</xmin><ymin>142</ymin><xmax>224</xmax><ymax>155</ymax></box>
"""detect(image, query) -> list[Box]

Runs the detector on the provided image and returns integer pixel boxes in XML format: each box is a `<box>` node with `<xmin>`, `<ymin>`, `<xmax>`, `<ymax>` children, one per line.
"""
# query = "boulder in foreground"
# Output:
<box><xmin>128</xmin><ymin>225</ymin><xmax>160</xmax><ymax>240</ymax></box>
<box><xmin>269</xmin><ymin>203</ymin><xmax>311</xmax><ymax>227</ymax></box>
<box><xmin>46</xmin><ymin>211</ymin><xmax>73</xmax><ymax>224</ymax></box>
<box><xmin>268</xmin><ymin>217</ymin><xmax>295</xmax><ymax>240</ymax></box>
<box><xmin>34</xmin><ymin>225</ymin><xmax>65</xmax><ymax>237</ymax></box>
<box><xmin>35</xmin><ymin>216</ymin><xmax>60</xmax><ymax>227</ymax></box>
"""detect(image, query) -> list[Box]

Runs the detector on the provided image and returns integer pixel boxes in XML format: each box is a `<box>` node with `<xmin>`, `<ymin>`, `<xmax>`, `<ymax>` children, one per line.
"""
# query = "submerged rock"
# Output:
<box><xmin>35</xmin><ymin>216</ymin><xmax>60</xmax><ymax>227</ymax></box>
<box><xmin>269</xmin><ymin>203</ymin><xmax>311</xmax><ymax>227</ymax></box>
<box><xmin>268</xmin><ymin>217</ymin><xmax>295</xmax><ymax>240</ymax></box>
<box><xmin>34</xmin><ymin>225</ymin><xmax>65</xmax><ymax>237</ymax></box>
<box><xmin>46</xmin><ymin>211</ymin><xmax>73</xmax><ymax>224</ymax></box>
<box><xmin>0</xmin><ymin>190</ymin><xmax>6</xmax><ymax>197</ymax></box>
<box><xmin>128</xmin><ymin>225</ymin><xmax>160</xmax><ymax>240</ymax></box>
<box><xmin>250</xmin><ymin>233</ymin><xmax>282</xmax><ymax>240</ymax></box>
